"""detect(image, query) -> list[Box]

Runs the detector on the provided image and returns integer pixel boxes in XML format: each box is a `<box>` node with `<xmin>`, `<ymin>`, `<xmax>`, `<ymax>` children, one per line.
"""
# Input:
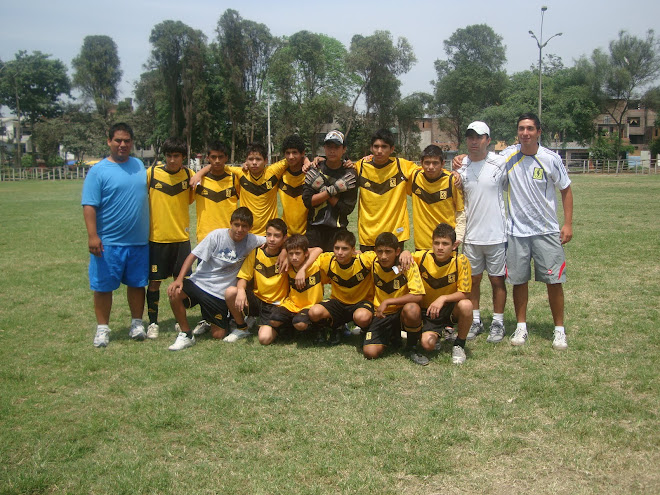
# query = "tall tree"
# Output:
<box><xmin>434</xmin><ymin>24</ymin><xmax>507</xmax><ymax>147</ymax></box>
<box><xmin>395</xmin><ymin>92</ymin><xmax>433</xmax><ymax>159</ymax></box>
<box><xmin>71</xmin><ymin>36</ymin><xmax>122</xmax><ymax>117</ymax></box>
<box><xmin>0</xmin><ymin>50</ymin><xmax>70</xmax><ymax>166</ymax></box>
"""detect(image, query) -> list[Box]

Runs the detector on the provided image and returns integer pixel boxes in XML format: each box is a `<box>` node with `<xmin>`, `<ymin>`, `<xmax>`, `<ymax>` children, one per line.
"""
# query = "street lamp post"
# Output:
<box><xmin>529</xmin><ymin>6</ymin><xmax>562</xmax><ymax>120</ymax></box>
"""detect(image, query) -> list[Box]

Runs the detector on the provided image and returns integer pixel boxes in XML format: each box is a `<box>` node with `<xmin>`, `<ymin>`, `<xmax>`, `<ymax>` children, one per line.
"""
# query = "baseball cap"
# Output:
<box><xmin>323</xmin><ymin>130</ymin><xmax>345</xmax><ymax>145</ymax></box>
<box><xmin>465</xmin><ymin>121</ymin><xmax>490</xmax><ymax>136</ymax></box>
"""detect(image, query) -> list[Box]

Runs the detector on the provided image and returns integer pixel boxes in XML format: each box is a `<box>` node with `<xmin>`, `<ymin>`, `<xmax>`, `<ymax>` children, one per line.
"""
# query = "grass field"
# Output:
<box><xmin>0</xmin><ymin>175</ymin><xmax>659</xmax><ymax>494</ymax></box>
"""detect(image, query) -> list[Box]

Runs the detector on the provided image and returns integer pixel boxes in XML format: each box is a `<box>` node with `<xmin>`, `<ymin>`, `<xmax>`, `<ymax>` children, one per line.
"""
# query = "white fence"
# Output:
<box><xmin>0</xmin><ymin>166</ymin><xmax>89</xmax><ymax>181</ymax></box>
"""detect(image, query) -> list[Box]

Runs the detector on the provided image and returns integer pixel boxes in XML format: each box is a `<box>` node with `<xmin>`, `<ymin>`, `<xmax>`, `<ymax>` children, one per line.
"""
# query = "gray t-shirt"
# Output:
<box><xmin>190</xmin><ymin>229</ymin><xmax>266</xmax><ymax>299</ymax></box>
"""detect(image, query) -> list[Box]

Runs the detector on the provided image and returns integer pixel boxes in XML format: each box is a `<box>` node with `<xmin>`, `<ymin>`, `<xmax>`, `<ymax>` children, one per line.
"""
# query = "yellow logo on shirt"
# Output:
<box><xmin>440</xmin><ymin>191</ymin><xmax>447</xmax><ymax>200</ymax></box>
<box><xmin>225</xmin><ymin>189</ymin><xmax>232</xmax><ymax>197</ymax></box>
<box><xmin>281</xmin><ymin>184</ymin><xmax>287</xmax><ymax>190</ymax></box>
<box><xmin>256</xmin><ymin>264</ymin><xmax>263</xmax><ymax>270</ymax></box>
<box><xmin>389</xmin><ymin>177</ymin><xmax>397</xmax><ymax>187</ymax></box>
<box><xmin>151</xmin><ymin>264</ymin><xmax>158</xmax><ymax>273</ymax></box>
<box><xmin>365</xmin><ymin>332</ymin><xmax>372</xmax><ymax>340</ymax></box>
<box><xmin>414</xmin><ymin>188</ymin><xmax>421</xmax><ymax>195</ymax></box>
<box><xmin>266</xmin><ymin>180</ymin><xmax>273</xmax><ymax>189</ymax></box>
<box><xmin>533</xmin><ymin>167</ymin><xmax>544</xmax><ymax>180</ymax></box>
<box><xmin>182</xmin><ymin>181</ymin><xmax>188</xmax><ymax>189</ymax></box>
<box><xmin>393</xmin><ymin>280</ymin><xmax>400</xmax><ymax>290</ymax></box>
<box><xmin>356</xmin><ymin>273</ymin><xmax>364</xmax><ymax>281</ymax></box>
<box><xmin>448</xmin><ymin>274</ymin><xmax>456</xmax><ymax>283</ymax></box>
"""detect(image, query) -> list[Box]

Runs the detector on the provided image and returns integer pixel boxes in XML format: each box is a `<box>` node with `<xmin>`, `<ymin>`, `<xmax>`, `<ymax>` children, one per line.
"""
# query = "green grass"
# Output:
<box><xmin>1</xmin><ymin>175</ymin><xmax>659</xmax><ymax>494</ymax></box>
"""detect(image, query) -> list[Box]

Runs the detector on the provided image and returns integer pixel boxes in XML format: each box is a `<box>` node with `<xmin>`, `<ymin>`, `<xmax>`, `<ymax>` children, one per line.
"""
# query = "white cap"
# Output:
<box><xmin>466</xmin><ymin>121</ymin><xmax>490</xmax><ymax>136</ymax></box>
<box><xmin>323</xmin><ymin>130</ymin><xmax>345</xmax><ymax>145</ymax></box>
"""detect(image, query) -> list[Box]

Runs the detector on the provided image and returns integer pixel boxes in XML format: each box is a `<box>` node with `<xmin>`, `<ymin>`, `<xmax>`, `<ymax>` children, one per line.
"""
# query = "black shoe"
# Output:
<box><xmin>328</xmin><ymin>327</ymin><xmax>342</xmax><ymax>346</ymax></box>
<box><xmin>313</xmin><ymin>328</ymin><xmax>327</xmax><ymax>346</ymax></box>
<box><xmin>409</xmin><ymin>351</ymin><xmax>430</xmax><ymax>366</ymax></box>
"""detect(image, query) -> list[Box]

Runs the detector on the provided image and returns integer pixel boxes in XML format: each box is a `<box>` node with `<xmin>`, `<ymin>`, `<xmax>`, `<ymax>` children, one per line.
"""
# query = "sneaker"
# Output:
<box><xmin>443</xmin><ymin>326</ymin><xmax>456</xmax><ymax>342</ymax></box>
<box><xmin>467</xmin><ymin>321</ymin><xmax>484</xmax><ymax>340</ymax></box>
<box><xmin>451</xmin><ymin>345</ymin><xmax>467</xmax><ymax>364</ymax></box>
<box><xmin>552</xmin><ymin>330</ymin><xmax>568</xmax><ymax>351</ymax></box>
<box><xmin>486</xmin><ymin>320</ymin><xmax>505</xmax><ymax>343</ymax></box>
<box><xmin>192</xmin><ymin>320</ymin><xmax>210</xmax><ymax>336</ymax></box>
<box><xmin>147</xmin><ymin>323</ymin><xmax>159</xmax><ymax>339</ymax></box>
<box><xmin>223</xmin><ymin>328</ymin><xmax>251</xmax><ymax>343</ymax></box>
<box><xmin>129</xmin><ymin>321</ymin><xmax>146</xmax><ymax>341</ymax></box>
<box><xmin>510</xmin><ymin>327</ymin><xmax>528</xmax><ymax>346</ymax></box>
<box><xmin>409</xmin><ymin>350</ymin><xmax>430</xmax><ymax>366</ymax></box>
<box><xmin>168</xmin><ymin>332</ymin><xmax>195</xmax><ymax>351</ymax></box>
<box><xmin>93</xmin><ymin>327</ymin><xmax>110</xmax><ymax>347</ymax></box>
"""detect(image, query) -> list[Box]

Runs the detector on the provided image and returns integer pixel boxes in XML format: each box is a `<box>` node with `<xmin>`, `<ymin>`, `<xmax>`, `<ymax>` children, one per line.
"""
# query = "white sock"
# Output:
<box><xmin>472</xmin><ymin>310</ymin><xmax>481</xmax><ymax>323</ymax></box>
<box><xmin>554</xmin><ymin>326</ymin><xmax>565</xmax><ymax>335</ymax></box>
<box><xmin>131</xmin><ymin>318</ymin><xmax>142</xmax><ymax>327</ymax></box>
<box><xmin>516</xmin><ymin>322</ymin><xmax>527</xmax><ymax>332</ymax></box>
<box><xmin>97</xmin><ymin>324</ymin><xmax>110</xmax><ymax>331</ymax></box>
<box><xmin>493</xmin><ymin>313</ymin><xmax>504</xmax><ymax>324</ymax></box>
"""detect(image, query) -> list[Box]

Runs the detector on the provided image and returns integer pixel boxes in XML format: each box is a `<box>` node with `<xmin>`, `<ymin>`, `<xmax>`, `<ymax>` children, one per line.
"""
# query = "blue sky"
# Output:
<box><xmin>2</xmin><ymin>0</ymin><xmax>659</xmax><ymax>103</ymax></box>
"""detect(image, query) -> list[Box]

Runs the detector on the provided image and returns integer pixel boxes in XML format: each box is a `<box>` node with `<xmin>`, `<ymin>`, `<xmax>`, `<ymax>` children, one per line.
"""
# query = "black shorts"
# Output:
<box><xmin>421</xmin><ymin>303</ymin><xmax>457</xmax><ymax>334</ymax></box>
<box><xmin>306</xmin><ymin>225</ymin><xmax>340</xmax><ymax>252</ymax></box>
<box><xmin>364</xmin><ymin>310</ymin><xmax>403</xmax><ymax>346</ymax></box>
<box><xmin>243</xmin><ymin>289</ymin><xmax>278</xmax><ymax>323</ymax></box>
<box><xmin>319</xmin><ymin>299</ymin><xmax>374</xmax><ymax>328</ymax></box>
<box><xmin>269</xmin><ymin>307</ymin><xmax>312</xmax><ymax>329</ymax></box>
<box><xmin>360</xmin><ymin>240</ymin><xmax>406</xmax><ymax>252</ymax></box>
<box><xmin>181</xmin><ymin>278</ymin><xmax>228</xmax><ymax>329</ymax></box>
<box><xmin>149</xmin><ymin>241</ymin><xmax>191</xmax><ymax>280</ymax></box>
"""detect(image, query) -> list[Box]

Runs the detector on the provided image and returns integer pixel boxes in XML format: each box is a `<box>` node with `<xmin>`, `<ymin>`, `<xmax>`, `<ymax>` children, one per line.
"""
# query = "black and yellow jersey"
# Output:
<box><xmin>408</xmin><ymin>170</ymin><xmax>464</xmax><ymax>250</ymax></box>
<box><xmin>355</xmin><ymin>157</ymin><xmax>420</xmax><ymax>246</ymax></box>
<box><xmin>195</xmin><ymin>171</ymin><xmax>240</xmax><ymax>242</ymax></box>
<box><xmin>276</xmin><ymin>163</ymin><xmax>307</xmax><ymax>235</ymax></box>
<box><xmin>317</xmin><ymin>251</ymin><xmax>377</xmax><ymax>305</ymax></box>
<box><xmin>225</xmin><ymin>160</ymin><xmax>288</xmax><ymax>236</ymax></box>
<box><xmin>147</xmin><ymin>165</ymin><xmax>193</xmax><ymax>243</ymax></box>
<box><xmin>281</xmin><ymin>258</ymin><xmax>324</xmax><ymax>312</ymax></box>
<box><xmin>372</xmin><ymin>259</ymin><xmax>425</xmax><ymax>315</ymax></box>
<box><xmin>238</xmin><ymin>246</ymin><xmax>288</xmax><ymax>305</ymax></box>
<box><xmin>412</xmin><ymin>250</ymin><xmax>471</xmax><ymax>309</ymax></box>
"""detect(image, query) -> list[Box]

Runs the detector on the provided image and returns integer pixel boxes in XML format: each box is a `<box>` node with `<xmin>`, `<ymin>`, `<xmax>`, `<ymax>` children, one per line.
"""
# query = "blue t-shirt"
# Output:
<box><xmin>81</xmin><ymin>157</ymin><xmax>149</xmax><ymax>246</ymax></box>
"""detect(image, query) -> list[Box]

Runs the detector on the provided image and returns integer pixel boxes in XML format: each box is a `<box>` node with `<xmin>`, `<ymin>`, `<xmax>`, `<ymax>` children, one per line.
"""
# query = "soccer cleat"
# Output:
<box><xmin>169</xmin><ymin>332</ymin><xmax>195</xmax><ymax>351</ymax></box>
<box><xmin>451</xmin><ymin>345</ymin><xmax>467</xmax><ymax>364</ymax></box>
<box><xmin>552</xmin><ymin>330</ymin><xmax>568</xmax><ymax>351</ymax></box>
<box><xmin>467</xmin><ymin>321</ymin><xmax>484</xmax><ymax>340</ymax></box>
<box><xmin>510</xmin><ymin>327</ymin><xmax>528</xmax><ymax>346</ymax></box>
<box><xmin>409</xmin><ymin>350</ymin><xmax>430</xmax><ymax>366</ymax></box>
<box><xmin>147</xmin><ymin>323</ymin><xmax>159</xmax><ymax>339</ymax></box>
<box><xmin>192</xmin><ymin>320</ymin><xmax>211</xmax><ymax>336</ymax></box>
<box><xmin>486</xmin><ymin>320</ymin><xmax>505</xmax><ymax>343</ymax></box>
<box><xmin>129</xmin><ymin>321</ymin><xmax>146</xmax><ymax>341</ymax></box>
<box><xmin>93</xmin><ymin>327</ymin><xmax>110</xmax><ymax>348</ymax></box>
<box><xmin>222</xmin><ymin>328</ymin><xmax>251</xmax><ymax>343</ymax></box>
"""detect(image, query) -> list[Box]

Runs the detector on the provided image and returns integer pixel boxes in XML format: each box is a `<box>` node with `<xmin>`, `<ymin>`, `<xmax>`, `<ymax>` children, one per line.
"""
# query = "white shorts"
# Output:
<box><xmin>462</xmin><ymin>242</ymin><xmax>506</xmax><ymax>276</ymax></box>
<box><xmin>506</xmin><ymin>234</ymin><xmax>566</xmax><ymax>285</ymax></box>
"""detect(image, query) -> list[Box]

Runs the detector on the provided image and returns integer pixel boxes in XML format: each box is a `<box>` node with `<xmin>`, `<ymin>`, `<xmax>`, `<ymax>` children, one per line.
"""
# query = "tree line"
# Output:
<box><xmin>1</xmin><ymin>9</ymin><xmax>659</xmax><ymax>168</ymax></box>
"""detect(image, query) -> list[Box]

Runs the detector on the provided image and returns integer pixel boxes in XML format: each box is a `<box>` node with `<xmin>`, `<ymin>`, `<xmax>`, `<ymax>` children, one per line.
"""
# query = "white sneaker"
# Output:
<box><xmin>192</xmin><ymin>320</ymin><xmax>210</xmax><ymax>336</ymax></box>
<box><xmin>93</xmin><ymin>327</ymin><xmax>110</xmax><ymax>347</ymax></box>
<box><xmin>487</xmin><ymin>320</ymin><xmax>505</xmax><ymax>343</ymax></box>
<box><xmin>552</xmin><ymin>330</ymin><xmax>568</xmax><ymax>350</ymax></box>
<box><xmin>510</xmin><ymin>327</ymin><xmax>528</xmax><ymax>346</ymax></box>
<box><xmin>147</xmin><ymin>323</ymin><xmax>159</xmax><ymax>339</ymax></box>
<box><xmin>169</xmin><ymin>332</ymin><xmax>195</xmax><ymax>351</ymax></box>
<box><xmin>467</xmin><ymin>321</ymin><xmax>484</xmax><ymax>340</ymax></box>
<box><xmin>223</xmin><ymin>328</ymin><xmax>251</xmax><ymax>342</ymax></box>
<box><xmin>129</xmin><ymin>321</ymin><xmax>146</xmax><ymax>341</ymax></box>
<box><xmin>452</xmin><ymin>345</ymin><xmax>467</xmax><ymax>364</ymax></box>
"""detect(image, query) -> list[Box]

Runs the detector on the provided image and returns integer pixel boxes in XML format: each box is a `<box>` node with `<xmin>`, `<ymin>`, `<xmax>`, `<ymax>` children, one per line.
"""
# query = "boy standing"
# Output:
<box><xmin>302</xmin><ymin>130</ymin><xmax>358</xmax><ymax>252</ymax></box>
<box><xmin>413</xmin><ymin>223</ymin><xmax>473</xmax><ymax>365</ymax></box>
<box><xmin>363</xmin><ymin>232</ymin><xmax>426</xmax><ymax>365</ymax></box>
<box><xmin>276</xmin><ymin>135</ymin><xmax>309</xmax><ymax>235</ymax></box>
<box><xmin>408</xmin><ymin>145</ymin><xmax>465</xmax><ymax>251</ymax></box>
<box><xmin>166</xmin><ymin>207</ymin><xmax>265</xmax><ymax>351</ymax></box>
<box><xmin>145</xmin><ymin>137</ymin><xmax>194</xmax><ymax>339</ymax></box>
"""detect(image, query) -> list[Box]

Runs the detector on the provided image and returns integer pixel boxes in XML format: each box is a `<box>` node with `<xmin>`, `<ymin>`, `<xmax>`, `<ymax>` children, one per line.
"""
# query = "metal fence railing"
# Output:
<box><xmin>0</xmin><ymin>166</ymin><xmax>90</xmax><ymax>181</ymax></box>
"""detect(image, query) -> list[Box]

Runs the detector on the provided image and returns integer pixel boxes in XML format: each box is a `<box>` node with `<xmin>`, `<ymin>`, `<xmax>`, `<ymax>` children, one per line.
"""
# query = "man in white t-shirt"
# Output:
<box><xmin>457</xmin><ymin>121</ymin><xmax>508</xmax><ymax>343</ymax></box>
<box><xmin>501</xmin><ymin>113</ymin><xmax>573</xmax><ymax>350</ymax></box>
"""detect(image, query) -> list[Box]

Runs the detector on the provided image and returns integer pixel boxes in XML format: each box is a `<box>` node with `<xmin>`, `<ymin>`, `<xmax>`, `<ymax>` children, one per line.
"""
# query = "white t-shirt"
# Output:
<box><xmin>458</xmin><ymin>152</ymin><xmax>507</xmax><ymax>245</ymax></box>
<box><xmin>190</xmin><ymin>229</ymin><xmax>266</xmax><ymax>298</ymax></box>
<box><xmin>500</xmin><ymin>144</ymin><xmax>571</xmax><ymax>237</ymax></box>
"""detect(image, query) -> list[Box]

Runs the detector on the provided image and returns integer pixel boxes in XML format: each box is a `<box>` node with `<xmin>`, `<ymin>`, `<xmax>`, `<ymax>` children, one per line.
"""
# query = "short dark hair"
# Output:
<box><xmin>162</xmin><ymin>137</ymin><xmax>187</xmax><ymax>156</ymax></box>
<box><xmin>375</xmin><ymin>232</ymin><xmax>400</xmax><ymax>250</ymax></box>
<box><xmin>421</xmin><ymin>145</ymin><xmax>445</xmax><ymax>163</ymax></box>
<box><xmin>285</xmin><ymin>234</ymin><xmax>309</xmax><ymax>252</ymax></box>
<box><xmin>230</xmin><ymin>207</ymin><xmax>253</xmax><ymax>227</ymax></box>
<box><xmin>266</xmin><ymin>218</ymin><xmax>287</xmax><ymax>236</ymax></box>
<box><xmin>432</xmin><ymin>223</ymin><xmax>456</xmax><ymax>243</ymax></box>
<box><xmin>333</xmin><ymin>229</ymin><xmax>356</xmax><ymax>248</ymax></box>
<box><xmin>282</xmin><ymin>135</ymin><xmax>305</xmax><ymax>154</ymax></box>
<box><xmin>246</xmin><ymin>142</ymin><xmax>267</xmax><ymax>160</ymax></box>
<box><xmin>208</xmin><ymin>141</ymin><xmax>228</xmax><ymax>155</ymax></box>
<box><xmin>108</xmin><ymin>122</ymin><xmax>134</xmax><ymax>141</ymax></box>
<box><xmin>517</xmin><ymin>113</ymin><xmax>542</xmax><ymax>131</ymax></box>
<box><xmin>370</xmin><ymin>128</ymin><xmax>395</xmax><ymax>147</ymax></box>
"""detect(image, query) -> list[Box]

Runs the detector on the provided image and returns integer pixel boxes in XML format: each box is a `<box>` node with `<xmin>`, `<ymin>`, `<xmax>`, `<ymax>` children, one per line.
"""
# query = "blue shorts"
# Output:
<box><xmin>89</xmin><ymin>245</ymin><xmax>149</xmax><ymax>292</ymax></box>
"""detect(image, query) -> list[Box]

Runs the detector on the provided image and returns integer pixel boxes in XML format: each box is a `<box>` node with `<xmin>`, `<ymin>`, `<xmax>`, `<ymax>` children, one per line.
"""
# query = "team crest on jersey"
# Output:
<box><xmin>225</xmin><ymin>189</ymin><xmax>232</xmax><ymax>197</ymax></box>
<box><xmin>308</xmin><ymin>275</ymin><xmax>317</xmax><ymax>284</ymax></box>
<box><xmin>393</xmin><ymin>280</ymin><xmax>400</xmax><ymax>290</ymax></box>
<box><xmin>448</xmin><ymin>274</ymin><xmax>456</xmax><ymax>283</ymax></box>
<box><xmin>389</xmin><ymin>177</ymin><xmax>397</xmax><ymax>188</ymax></box>
<box><xmin>440</xmin><ymin>191</ymin><xmax>447</xmax><ymax>200</ymax></box>
<box><xmin>533</xmin><ymin>167</ymin><xmax>544</xmax><ymax>180</ymax></box>
<box><xmin>182</xmin><ymin>180</ymin><xmax>188</xmax><ymax>189</ymax></box>
<box><xmin>151</xmin><ymin>264</ymin><xmax>158</xmax><ymax>273</ymax></box>
<box><xmin>266</xmin><ymin>180</ymin><xmax>273</xmax><ymax>189</ymax></box>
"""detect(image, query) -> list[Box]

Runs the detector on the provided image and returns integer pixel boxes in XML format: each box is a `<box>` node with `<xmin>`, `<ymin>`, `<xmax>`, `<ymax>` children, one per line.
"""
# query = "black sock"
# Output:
<box><xmin>237</xmin><ymin>322</ymin><xmax>248</xmax><ymax>331</ymax></box>
<box><xmin>455</xmin><ymin>337</ymin><xmax>466</xmax><ymax>349</ymax></box>
<box><xmin>147</xmin><ymin>290</ymin><xmax>159</xmax><ymax>324</ymax></box>
<box><xmin>406</xmin><ymin>331</ymin><xmax>420</xmax><ymax>351</ymax></box>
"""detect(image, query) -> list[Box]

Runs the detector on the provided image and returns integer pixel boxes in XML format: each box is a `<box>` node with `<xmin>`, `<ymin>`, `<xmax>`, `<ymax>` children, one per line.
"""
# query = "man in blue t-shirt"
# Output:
<box><xmin>81</xmin><ymin>122</ymin><xmax>150</xmax><ymax>348</ymax></box>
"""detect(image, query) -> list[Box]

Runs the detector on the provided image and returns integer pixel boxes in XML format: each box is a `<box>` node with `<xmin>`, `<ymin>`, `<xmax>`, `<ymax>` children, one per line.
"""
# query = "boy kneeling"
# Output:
<box><xmin>413</xmin><ymin>223</ymin><xmax>473</xmax><ymax>364</ymax></box>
